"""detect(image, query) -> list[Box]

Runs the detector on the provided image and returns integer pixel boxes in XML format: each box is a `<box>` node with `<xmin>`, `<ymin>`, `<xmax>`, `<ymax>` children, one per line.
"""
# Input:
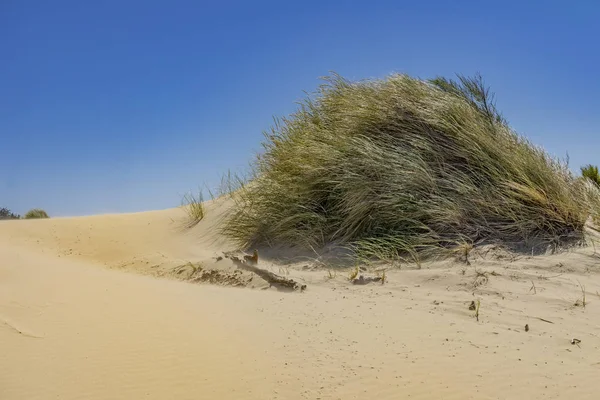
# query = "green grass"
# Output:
<box><xmin>24</xmin><ymin>209</ymin><xmax>49</xmax><ymax>219</ymax></box>
<box><xmin>581</xmin><ymin>164</ymin><xmax>600</xmax><ymax>187</ymax></box>
<box><xmin>221</xmin><ymin>72</ymin><xmax>599</xmax><ymax>262</ymax></box>
<box><xmin>181</xmin><ymin>191</ymin><xmax>205</xmax><ymax>228</ymax></box>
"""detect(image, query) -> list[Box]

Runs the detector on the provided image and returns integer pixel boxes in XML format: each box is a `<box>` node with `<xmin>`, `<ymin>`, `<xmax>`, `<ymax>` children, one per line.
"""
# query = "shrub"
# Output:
<box><xmin>581</xmin><ymin>164</ymin><xmax>600</xmax><ymax>187</ymax></box>
<box><xmin>222</xmin><ymin>73</ymin><xmax>597</xmax><ymax>261</ymax></box>
<box><xmin>24</xmin><ymin>209</ymin><xmax>50</xmax><ymax>219</ymax></box>
<box><xmin>0</xmin><ymin>207</ymin><xmax>20</xmax><ymax>220</ymax></box>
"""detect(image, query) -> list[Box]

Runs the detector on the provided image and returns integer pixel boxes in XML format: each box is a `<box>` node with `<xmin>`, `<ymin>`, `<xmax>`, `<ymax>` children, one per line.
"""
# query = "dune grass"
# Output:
<box><xmin>24</xmin><ymin>209</ymin><xmax>49</xmax><ymax>219</ymax></box>
<box><xmin>581</xmin><ymin>164</ymin><xmax>600</xmax><ymax>187</ymax></box>
<box><xmin>221</xmin><ymin>73</ymin><xmax>599</xmax><ymax>262</ymax></box>
<box><xmin>181</xmin><ymin>191</ymin><xmax>205</xmax><ymax>228</ymax></box>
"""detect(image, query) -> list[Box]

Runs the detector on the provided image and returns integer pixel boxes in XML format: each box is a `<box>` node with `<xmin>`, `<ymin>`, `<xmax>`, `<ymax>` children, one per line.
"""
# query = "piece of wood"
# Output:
<box><xmin>226</xmin><ymin>254</ymin><xmax>305</xmax><ymax>292</ymax></box>
<box><xmin>352</xmin><ymin>275</ymin><xmax>382</xmax><ymax>285</ymax></box>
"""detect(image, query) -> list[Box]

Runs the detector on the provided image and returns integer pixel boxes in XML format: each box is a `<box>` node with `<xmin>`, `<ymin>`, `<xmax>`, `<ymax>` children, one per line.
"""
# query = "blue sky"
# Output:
<box><xmin>1</xmin><ymin>0</ymin><xmax>598</xmax><ymax>216</ymax></box>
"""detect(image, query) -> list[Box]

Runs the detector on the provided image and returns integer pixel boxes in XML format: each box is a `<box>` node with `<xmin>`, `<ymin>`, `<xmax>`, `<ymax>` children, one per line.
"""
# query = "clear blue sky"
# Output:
<box><xmin>1</xmin><ymin>0</ymin><xmax>598</xmax><ymax>216</ymax></box>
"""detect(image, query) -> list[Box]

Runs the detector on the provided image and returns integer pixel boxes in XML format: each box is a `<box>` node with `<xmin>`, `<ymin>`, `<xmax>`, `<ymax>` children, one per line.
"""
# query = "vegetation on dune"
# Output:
<box><xmin>217</xmin><ymin>72</ymin><xmax>599</xmax><ymax>262</ymax></box>
<box><xmin>181</xmin><ymin>190</ymin><xmax>205</xmax><ymax>228</ymax></box>
<box><xmin>24</xmin><ymin>208</ymin><xmax>50</xmax><ymax>219</ymax></box>
<box><xmin>0</xmin><ymin>207</ymin><xmax>21</xmax><ymax>220</ymax></box>
<box><xmin>581</xmin><ymin>164</ymin><xmax>600</xmax><ymax>187</ymax></box>
<box><xmin>221</xmin><ymin>73</ymin><xmax>599</xmax><ymax>261</ymax></box>
<box><xmin>581</xmin><ymin>165</ymin><xmax>600</xmax><ymax>226</ymax></box>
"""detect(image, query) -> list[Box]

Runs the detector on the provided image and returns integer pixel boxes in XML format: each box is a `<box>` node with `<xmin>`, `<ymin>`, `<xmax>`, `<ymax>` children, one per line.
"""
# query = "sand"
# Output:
<box><xmin>2</xmin><ymin>199</ymin><xmax>600</xmax><ymax>399</ymax></box>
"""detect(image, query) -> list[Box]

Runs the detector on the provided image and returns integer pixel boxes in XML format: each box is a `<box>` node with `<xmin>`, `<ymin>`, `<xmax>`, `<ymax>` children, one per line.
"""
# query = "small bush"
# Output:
<box><xmin>24</xmin><ymin>209</ymin><xmax>50</xmax><ymax>219</ymax></box>
<box><xmin>0</xmin><ymin>207</ymin><xmax>20</xmax><ymax>220</ymax></box>
<box><xmin>222</xmin><ymin>73</ymin><xmax>598</xmax><ymax>261</ymax></box>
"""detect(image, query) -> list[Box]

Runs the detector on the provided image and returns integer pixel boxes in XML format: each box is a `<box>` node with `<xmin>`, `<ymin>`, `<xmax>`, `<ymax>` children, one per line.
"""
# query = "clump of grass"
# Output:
<box><xmin>581</xmin><ymin>164</ymin><xmax>600</xmax><ymax>187</ymax></box>
<box><xmin>378</xmin><ymin>269</ymin><xmax>387</xmax><ymax>284</ymax></box>
<box><xmin>24</xmin><ymin>209</ymin><xmax>49</xmax><ymax>219</ymax></box>
<box><xmin>222</xmin><ymin>72</ymin><xmax>598</xmax><ymax>261</ymax></box>
<box><xmin>454</xmin><ymin>241</ymin><xmax>474</xmax><ymax>265</ymax></box>
<box><xmin>181</xmin><ymin>191</ymin><xmax>205</xmax><ymax>228</ymax></box>
<box><xmin>575</xmin><ymin>280</ymin><xmax>586</xmax><ymax>308</ymax></box>
<box><xmin>348</xmin><ymin>266</ymin><xmax>359</xmax><ymax>281</ymax></box>
<box><xmin>581</xmin><ymin>178</ymin><xmax>600</xmax><ymax>226</ymax></box>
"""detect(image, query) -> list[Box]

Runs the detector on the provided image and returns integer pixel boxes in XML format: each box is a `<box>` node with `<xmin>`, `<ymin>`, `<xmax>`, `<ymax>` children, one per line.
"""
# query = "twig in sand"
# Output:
<box><xmin>534</xmin><ymin>317</ymin><xmax>554</xmax><ymax>324</ymax></box>
<box><xmin>474</xmin><ymin>299</ymin><xmax>481</xmax><ymax>322</ymax></box>
<box><xmin>529</xmin><ymin>280</ymin><xmax>537</xmax><ymax>294</ymax></box>
<box><xmin>472</xmin><ymin>269</ymin><xmax>490</xmax><ymax>288</ymax></box>
<box><xmin>244</xmin><ymin>249</ymin><xmax>259</xmax><ymax>265</ymax></box>
<box><xmin>352</xmin><ymin>275</ymin><xmax>383</xmax><ymax>285</ymax></box>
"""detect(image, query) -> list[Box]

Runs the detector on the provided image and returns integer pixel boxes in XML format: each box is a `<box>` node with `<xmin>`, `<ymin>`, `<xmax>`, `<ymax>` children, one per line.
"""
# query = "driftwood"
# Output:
<box><xmin>352</xmin><ymin>275</ymin><xmax>383</xmax><ymax>285</ymax></box>
<box><xmin>243</xmin><ymin>249</ymin><xmax>259</xmax><ymax>264</ymax></box>
<box><xmin>225</xmin><ymin>253</ymin><xmax>306</xmax><ymax>292</ymax></box>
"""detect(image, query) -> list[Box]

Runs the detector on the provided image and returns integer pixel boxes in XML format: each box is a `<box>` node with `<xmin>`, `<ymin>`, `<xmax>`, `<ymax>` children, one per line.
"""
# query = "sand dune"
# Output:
<box><xmin>2</xmin><ymin>200</ymin><xmax>600</xmax><ymax>399</ymax></box>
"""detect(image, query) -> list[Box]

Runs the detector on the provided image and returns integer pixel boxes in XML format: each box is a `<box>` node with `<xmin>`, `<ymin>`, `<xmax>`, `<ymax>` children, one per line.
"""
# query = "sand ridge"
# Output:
<box><xmin>2</xmin><ymin>200</ymin><xmax>600</xmax><ymax>399</ymax></box>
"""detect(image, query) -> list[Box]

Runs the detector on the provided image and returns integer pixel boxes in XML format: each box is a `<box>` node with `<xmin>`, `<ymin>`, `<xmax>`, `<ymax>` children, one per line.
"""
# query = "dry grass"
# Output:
<box><xmin>379</xmin><ymin>269</ymin><xmax>387</xmax><ymax>284</ymax></box>
<box><xmin>325</xmin><ymin>269</ymin><xmax>337</xmax><ymax>280</ymax></box>
<box><xmin>348</xmin><ymin>266</ymin><xmax>359</xmax><ymax>281</ymax></box>
<box><xmin>575</xmin><ymin>280</ymin><xmax>587</xmax><ymax>308</ymax></box>
<box><xmin>221</xmin><ymin>73</ymin><xmax>599</xmax><ymax>261</ymax></box>
<box><xmin>181</xmin><ymin>191</ymin><xmax>205</xmax><ymax>228</ymax></box>
<box><xmin>24</xmin><ymin>209</ymin><xmax>49</xmax><ymax>219</ymax></box>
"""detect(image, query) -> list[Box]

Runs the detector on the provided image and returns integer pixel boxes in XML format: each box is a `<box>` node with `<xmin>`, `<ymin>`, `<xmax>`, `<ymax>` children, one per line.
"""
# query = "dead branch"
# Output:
<box><xmin>226</xmin><ymin>254</ymin><xmax>305</xmax><ymax>292</ymax></box>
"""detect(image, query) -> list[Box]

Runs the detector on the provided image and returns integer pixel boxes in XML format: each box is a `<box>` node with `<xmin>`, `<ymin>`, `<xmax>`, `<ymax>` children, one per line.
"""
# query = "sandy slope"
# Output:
<box><xmin>2</xmin><ymin>200</ymin><xmax>600</xmax><ymax>399</ymax></box>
